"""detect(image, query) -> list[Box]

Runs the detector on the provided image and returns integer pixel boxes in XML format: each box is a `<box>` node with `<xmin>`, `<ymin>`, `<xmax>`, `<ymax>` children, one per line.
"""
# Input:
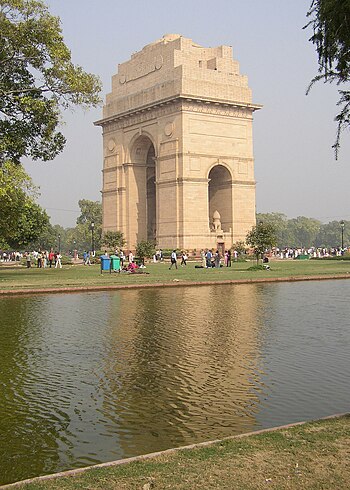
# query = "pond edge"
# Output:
<box><xmin>1</xmin><ymin>412</ymin><xmax>348</xmax><ymax>489</ymax></box>
<box><xmin>1</xmin><ymin>273</ymin><xmax>350</xmax><ymax>297</ymax></box>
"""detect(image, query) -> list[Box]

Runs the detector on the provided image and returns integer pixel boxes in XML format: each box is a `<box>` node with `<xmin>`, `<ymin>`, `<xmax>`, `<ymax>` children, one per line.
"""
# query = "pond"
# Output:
<box><xmin>0</xmin><ymin>280</ymin><xmax>349</xmax><ymax>485</ymax></box>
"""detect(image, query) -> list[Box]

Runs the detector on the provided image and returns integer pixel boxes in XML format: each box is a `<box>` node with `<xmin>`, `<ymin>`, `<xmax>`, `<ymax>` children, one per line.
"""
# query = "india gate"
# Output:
<box><xmin>95</xmin><ymin>34</ymin><xmax>261</xmax><ymax>251</ymax></box>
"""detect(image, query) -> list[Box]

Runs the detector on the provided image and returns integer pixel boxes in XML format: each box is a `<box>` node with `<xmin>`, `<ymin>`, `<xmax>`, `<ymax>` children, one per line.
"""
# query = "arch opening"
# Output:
<box><xmin>208</xmin><ymin>165</ymin><xmax>232</xmax><ymax>233</ymax></box>
<box><xmin>130</xmin><ymin>136</ymin><xmax>156</xmax><ymax>244</ymax></box>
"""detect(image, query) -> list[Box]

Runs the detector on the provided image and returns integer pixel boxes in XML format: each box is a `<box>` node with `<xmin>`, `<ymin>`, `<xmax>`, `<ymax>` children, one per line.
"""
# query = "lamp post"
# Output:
<box><xmin>58</xmin><ymin>234</ymin><xmax>61</xmax><ymax>252</ymax></box>
<box><xmin>91</xmin><ymin>222</ymin><xmax>95</xmax><ymax>255</ymax></box>
<box><xmin>340</xmin><ymin>220</ymin><xmax>345</xmax><ymax>250</ymax></box>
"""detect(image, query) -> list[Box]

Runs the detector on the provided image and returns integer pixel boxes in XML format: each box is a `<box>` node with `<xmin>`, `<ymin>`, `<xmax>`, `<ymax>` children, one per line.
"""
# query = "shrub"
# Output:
<box><xmin>247</xmin><ymin>264</ymin><xmax>266</xmax><ymax>271</ymax></box>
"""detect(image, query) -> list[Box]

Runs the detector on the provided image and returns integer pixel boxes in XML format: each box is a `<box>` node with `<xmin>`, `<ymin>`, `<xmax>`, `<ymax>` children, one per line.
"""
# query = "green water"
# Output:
<box><xmin>0</xmin><ymin>281</ymin><xmax>349</xmax><ymax>485</ymax></box>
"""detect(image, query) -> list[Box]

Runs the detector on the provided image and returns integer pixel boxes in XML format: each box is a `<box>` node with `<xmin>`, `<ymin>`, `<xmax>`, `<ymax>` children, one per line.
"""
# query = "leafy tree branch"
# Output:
<box><xmin>305</xmin><ymin>0</ymin><xmax>350</xmax><ymax>158</ymax></box>
<box><xmin>0</xmin><ymin>0</ymin><xmax>102</xmax><ymax>164</ymax></box>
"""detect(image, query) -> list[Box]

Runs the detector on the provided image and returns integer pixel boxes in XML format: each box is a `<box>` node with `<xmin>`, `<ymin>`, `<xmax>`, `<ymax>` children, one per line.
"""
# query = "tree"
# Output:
<box><xmin>315</xmin><ymin>220</ymin><xmax>350</xmax><ymax>248</ymax></box>
<box><xmin>75</xmin><ymin>199</ymin><xmax>102</xmax><ymax>251</ymax></box>
<box><xmin>27</xmin><ymin>222</ymin><xmax>60</xmax><ymax>251</ymax></box>
<box><xmin>0</xmin><ymin>160</ymin><xmax>50</xmax><ymax>248</ymax></box>
<box><xmin>288</xmin><ymin>216</ymin><xmax>321</xmax><ymax>248</ymax></box>
<box><xmin>0</xmin><ymin>0</ymin><xmax>101</xmax><ymax>164</ymax></box>
<box><xmin>305</xmin><ymin>0</ymin><xmax>350</xmax><ymax>157</ymax></box>
<box><xmin>102</xmin><ymin>231</ymin><xmax>125</xmax><ymax>251</ymax></box>
<box><xmin>256</xmin><ymin>212</ymin><xmax>291</xmax><ymax>248</ymax></box>
<box><xmin>246</xmin><ymin>222</ymin><xmax>277</xmax><ymax>264</ymax></box>
<box><xmin>7</xmin><ymin>200</ymin><xmax>51</xmax><ymax>249</ymax></box>
<box><xmin>231</xmin><ymin>240</ymin><xmax>246</xmax><ymax>255</ymax></box>
<box><xmin>136</xmin><ymin>240</ymin><xmax>155</xmax><ymax>265</ymax></box>
<box><xmin>0</xmin><ymin>161</ymin><xmax>35</xmax><ymax>241</ymax></box>
<box><xmin>76</xmin><ymin>199</ymin><xmax>102</xmax><ymax>226</ymax></box>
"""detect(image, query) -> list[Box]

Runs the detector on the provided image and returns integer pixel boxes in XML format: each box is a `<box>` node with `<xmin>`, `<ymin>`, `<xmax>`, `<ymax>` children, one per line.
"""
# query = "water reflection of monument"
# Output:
<box><xmin>102</xmin><ymin>284</ymin><xmax>265</xmax><ymax>458</ymax></box>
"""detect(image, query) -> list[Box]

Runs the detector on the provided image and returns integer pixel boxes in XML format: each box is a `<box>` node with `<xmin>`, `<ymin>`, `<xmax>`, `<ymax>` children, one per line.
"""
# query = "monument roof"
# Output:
<box><xmin>98</xmin><ymin>35</ymin><xmax>261</xmax><ymax>123</ymax></box>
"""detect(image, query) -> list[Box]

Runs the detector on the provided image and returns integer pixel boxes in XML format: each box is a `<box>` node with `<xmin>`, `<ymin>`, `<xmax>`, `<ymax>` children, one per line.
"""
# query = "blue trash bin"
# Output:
<box><xmin>100</xmin><ymin>255</ymin><xmax>111</xmax><ymax>274</ymax></box>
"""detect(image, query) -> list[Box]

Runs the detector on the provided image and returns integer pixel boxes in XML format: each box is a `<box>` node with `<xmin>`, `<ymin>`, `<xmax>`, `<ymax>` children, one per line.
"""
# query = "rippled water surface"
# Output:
<box><xmin>0</xmin><ymin>281</ymin><xmax>349</xmax><ymax>484</ymax></box>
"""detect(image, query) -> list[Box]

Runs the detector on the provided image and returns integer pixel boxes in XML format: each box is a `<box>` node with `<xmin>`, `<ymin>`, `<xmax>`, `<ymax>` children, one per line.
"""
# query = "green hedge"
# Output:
<box><xmin>310</xmin><ymin>254</ymin><xmax>350</xmax><ymax>261</ymax></box>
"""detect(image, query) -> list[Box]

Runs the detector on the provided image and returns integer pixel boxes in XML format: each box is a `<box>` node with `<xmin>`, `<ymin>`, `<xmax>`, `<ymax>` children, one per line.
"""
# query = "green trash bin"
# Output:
<box><xmin>110</xmin><ymin>255</ymin><xmax>121</xmax><ymax>272</ymax></box>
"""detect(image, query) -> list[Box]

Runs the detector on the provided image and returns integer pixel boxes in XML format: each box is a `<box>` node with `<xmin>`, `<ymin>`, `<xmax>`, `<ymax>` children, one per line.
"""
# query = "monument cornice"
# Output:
<box><xmin>156</xmin><ymin>153</ymin><xmax>254</xmax><ymax>163</ymax></box>
<box><xmin>232</xmin><ymin>179</ymin><xmax>256</xmax><ymax>186</ymax></box>
<box><xmin>182</xmin><ymin>153</ymin><xmax>254</xmax><ymax>163</ymax></box>
<box><xmin>94</xmin><ymin>95</ymin><xmax>262</xmax><ymax>132</ymax></box>
<box><xmin>101</xmin><ymin>189</ymin><xmax>118</xmax><ymax>196</ymax></box>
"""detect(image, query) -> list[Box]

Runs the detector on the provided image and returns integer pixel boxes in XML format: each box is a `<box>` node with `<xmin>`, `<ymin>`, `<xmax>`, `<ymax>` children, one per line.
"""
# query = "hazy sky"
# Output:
<box><xmin>23</xmin><ymin>0</ymin><xmax>350</xmax><ymax>228</ymax></box>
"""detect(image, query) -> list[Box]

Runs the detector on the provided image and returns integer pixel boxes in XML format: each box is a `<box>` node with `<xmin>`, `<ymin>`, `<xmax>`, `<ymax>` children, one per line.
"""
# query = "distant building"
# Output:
<box><xmin>95</xmin><ymin>34</ymin><xmax>261</xmax><ymax>251</ymax></box>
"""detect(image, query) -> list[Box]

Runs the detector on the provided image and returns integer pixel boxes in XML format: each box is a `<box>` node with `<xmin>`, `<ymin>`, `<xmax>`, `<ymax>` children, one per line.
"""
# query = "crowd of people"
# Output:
<box><xmin>25</xmin><ymin>250</ymin><xmax>62</xmax><ymax>268</ymax></box>
<box><xmin>0</xmin><ymin>251</ymin><xmax>22</xmax><ymax>262</ymax></box>
<box><xmin>165</xmin><ymin>248</ymin><xmax>239</xmax><ymax>269</ymax></box>
<box><xmin>1</xmin><ymin>244</ymin><xmax>348</xmax><ymax>272</ymax></box>
<box><xmin>0</xmin><ymin>250</ymin><xmax>63</xmax><ymax>268</ymax></box>
<box><xmin>270</xmin><ymin>247</ymin><xmax>348</xmax><ymax>259</ymax></box>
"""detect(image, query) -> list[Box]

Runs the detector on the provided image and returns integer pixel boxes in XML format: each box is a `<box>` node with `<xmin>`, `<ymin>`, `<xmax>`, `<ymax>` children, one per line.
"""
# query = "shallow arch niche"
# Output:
<box><xmin>130</xmin><ymin>135</ymin><xmax>156</xmax><ymax>242</ymax></box>
<box><xmin>208</xmin><ymin>165</ymin><xmax>233</xmax><ymax>232</ymax></box>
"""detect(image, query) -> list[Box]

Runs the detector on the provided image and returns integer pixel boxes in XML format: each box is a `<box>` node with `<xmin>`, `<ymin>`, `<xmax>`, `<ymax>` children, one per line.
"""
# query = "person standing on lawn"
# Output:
<box><xmin>169</xmin><ymin>250</ymin><xmax>178</xmax><ymax>269</ymax></box>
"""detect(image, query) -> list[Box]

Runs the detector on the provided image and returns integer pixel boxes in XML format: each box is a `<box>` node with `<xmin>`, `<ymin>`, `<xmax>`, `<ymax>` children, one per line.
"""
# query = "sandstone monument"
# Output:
<box><xmin>95</xmin><ymin>34</ymin><xmax>261</xmax><ymax>251</ymax></box>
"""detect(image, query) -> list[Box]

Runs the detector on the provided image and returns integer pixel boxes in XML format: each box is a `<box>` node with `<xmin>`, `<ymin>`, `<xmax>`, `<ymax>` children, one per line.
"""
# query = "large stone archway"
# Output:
<box><xmin>95</xmin><ymin>34</ymin><xmax>261</xmax><ymax>251</ymax></box>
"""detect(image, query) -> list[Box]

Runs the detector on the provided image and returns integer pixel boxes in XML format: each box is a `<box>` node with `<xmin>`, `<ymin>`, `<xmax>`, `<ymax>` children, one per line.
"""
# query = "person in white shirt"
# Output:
<box><xmin>169</xmin><ymin>250</ymin><xmax>178</xmax><ymax>269</ymax></box>
<box><xmin>55</xmin><ymin>252</ymin><xmax>62</xmax><ymax>269</ymax></box>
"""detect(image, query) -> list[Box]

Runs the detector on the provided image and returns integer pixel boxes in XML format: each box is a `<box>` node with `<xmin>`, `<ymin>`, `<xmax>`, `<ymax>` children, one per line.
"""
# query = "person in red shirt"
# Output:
<box><xmin>48</xmin><ymin>249</ymin><xmax>55</xmax><ymax>268</ymax></box>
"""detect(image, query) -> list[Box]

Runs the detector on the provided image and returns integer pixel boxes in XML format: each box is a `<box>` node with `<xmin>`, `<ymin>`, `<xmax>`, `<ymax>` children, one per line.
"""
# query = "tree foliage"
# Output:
<box><xmin>246</xmin><ymin>222</ymin><xmax>277</xmax><ymax>264</ymax></box>
<box><xmin>256</xmin><ymin>212</ymin><xmax>350</xmax><ymax>249</ymax></box>
<box><xmin>314</xmin><ymin>220</ymin><xmax>350</xmax><ymax>248</ymax></box>
<box><xmin>7</xmin><ymin>200</ymin><xmax>51</xmax><ymax>248</ymax></box>
<box><xmin>102</xmin><ymin>231</ymin><xmax>125</xmax><ymax>251</ymax></box>
<box><xmin>74</xmin><ymin>199</ymin><xmax>102</xmax><ymax>251</ymax></box>
<box><xmin>231</xmin><ymin>240</ymin><xmax>246</xmax><ymax>255</ymax></box>
<box><xmin>136</xmin><ymin>240</ymin><xmax>155</xmax><ymax>264</ymax></box>
<box><xmin>0</xmin><ymin>0</ymin><xmax>101</xmax><ymax>164</ymax></box>
<box><xmin>288</xmin><ymin>216</ymin><xmax>321</xmax><ymax>248</ymax></box>
<box><xmin>305</xmin><ymin>0</ymin><xmax>350</xmax><ymax>157</ymax></box>
<box><xmin>0</xmin><ymin>161</ymin><xmax>51</xmax><ymax>247</ymax></box>
<box><xmin>76</xmin><ymin>199</ymin><xmax>102</xmax><ymax>226</ymax></box>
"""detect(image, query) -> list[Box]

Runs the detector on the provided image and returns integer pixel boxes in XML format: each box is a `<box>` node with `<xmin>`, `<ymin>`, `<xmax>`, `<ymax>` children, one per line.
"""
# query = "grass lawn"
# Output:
<box><xmin>0</xmin><ymin>259</ymin><xmax>350</xmax><ymax>292</ymax></box>
<box><xmin>8</xmin><ymin>415</ymin><xmax>350</xmax><ymax>489</ymax></box>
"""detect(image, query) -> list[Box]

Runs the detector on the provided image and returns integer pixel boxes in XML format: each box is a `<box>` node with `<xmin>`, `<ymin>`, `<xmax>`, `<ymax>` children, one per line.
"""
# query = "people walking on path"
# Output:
<box><xmin>169</xmin><ymin>250</ymin><xmax>178</xmax><ymax>269</ymax></box>
<box><xmin>55</xmin><ymin>252</ymin><xmax>62</xmax><ymax>268</ymax></box>
<box><xmin>214</xmin><ymin>250</ymin><xmax>220</xmax><ymax>268</ymax></box>
<box><xmin>201</xmin><ymin>250</ymin><xmax>206</xmax><ymax>268</ymax></box>
<box><xmin>85</xmin><ymin>251</ymin><xmax>91</xmax><ymax>266</ymax></box>
<box><xmin>48</xmin><ymin>250</ymin><xmax>55</xmax><ymax>268</ymax></box>
<box><xmin>180</xmin><ymin>251</ymin><xmax>188</xmax><ymax>266</ymax></box>
<box><xmin>206</xmin><ymin>249</ymin><xmax>212</xmax><ymax>268</ymax></box>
